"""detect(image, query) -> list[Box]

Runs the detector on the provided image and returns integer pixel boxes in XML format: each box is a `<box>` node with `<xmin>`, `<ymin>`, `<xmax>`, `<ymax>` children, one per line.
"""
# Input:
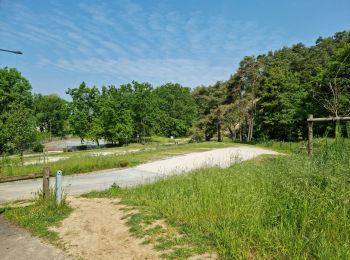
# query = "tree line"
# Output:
<box><xmin>0</xmin><ymin>70</ymin><xmax>197</xmax><ymax>158</ymax></box>
<box><xmin>66</xmin><ymin>81</ymin><xmax>196</xmax><ymax>145</ymax></box>
<box><xmin>0</xmin><ymin>31</ymin><xmax>349</xmax><ymax>157</ymax></box>
<box><xmin>193</xmin><ymin>31</ymin><xmax>350</xmax><ymax>141</ymax></box>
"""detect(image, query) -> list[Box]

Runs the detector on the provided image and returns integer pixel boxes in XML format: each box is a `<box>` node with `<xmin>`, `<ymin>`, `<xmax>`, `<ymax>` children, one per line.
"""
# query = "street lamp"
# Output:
<box><xmin>0</xmin><ymin>49</ymin><xmax>23</xmax><ymax>55</ymax></box>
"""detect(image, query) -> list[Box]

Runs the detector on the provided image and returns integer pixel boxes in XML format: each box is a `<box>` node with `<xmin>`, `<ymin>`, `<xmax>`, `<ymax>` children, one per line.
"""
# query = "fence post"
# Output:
<box><xmin>43</xmin><ymin>167</ymin><xmax>50</xmax><ymax>200</ymax></box>
<box><xmin>308</xmin><ymin>114</ymin><xmax>313</xmax><ymax>157</ymax></box>
<box><xmin>55</xmin><ymin>170</ymin><xmax>62</xmax><ymax>205</ymax></box>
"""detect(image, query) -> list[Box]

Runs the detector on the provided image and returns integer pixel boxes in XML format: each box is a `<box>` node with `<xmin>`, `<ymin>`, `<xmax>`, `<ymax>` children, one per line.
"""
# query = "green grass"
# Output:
<box><xmin>2</xmin><ymin>191</ymin><xmax>72</xmax><ymax>243</ymax></box>
<box><xmin>0</xmin><ymin>141</ymin><xmax>237</xmax><ymax>178</ymax></box>
<box><xmin>85</xmin><ymin>139</ymin><xmax>350</xmax><ymax>259</ymax></box>
<box><xmin>254</xmin><ymin>140</ymin><xmax>306</xmax><ymax>153</ymax></box>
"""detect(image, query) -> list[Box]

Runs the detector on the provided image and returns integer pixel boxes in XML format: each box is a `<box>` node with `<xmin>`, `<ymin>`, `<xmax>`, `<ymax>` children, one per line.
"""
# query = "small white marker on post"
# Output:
<box><xmin>55</xmin><ymin>170</ymin><xmax>63</xmax><ymax>205</ymax></box>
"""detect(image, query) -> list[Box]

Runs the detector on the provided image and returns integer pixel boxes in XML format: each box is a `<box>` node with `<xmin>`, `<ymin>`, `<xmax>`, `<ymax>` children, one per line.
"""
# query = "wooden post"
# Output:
<box><xmin>43</xmin><ymin>167</ymin><xmax>50</xmax><ymax>200</ymax></box>
<box><xmin>308</xmin><ymin>114</ymin><xmax>313</xmax><ymax>157</ymax></box>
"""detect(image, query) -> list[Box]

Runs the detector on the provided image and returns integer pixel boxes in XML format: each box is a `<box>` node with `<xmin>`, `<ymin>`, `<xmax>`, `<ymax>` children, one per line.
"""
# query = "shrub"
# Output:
<box><xmin>32</xmin><ymin>142</ymin><xmax>44</xmax><ymax>153</ymax></box>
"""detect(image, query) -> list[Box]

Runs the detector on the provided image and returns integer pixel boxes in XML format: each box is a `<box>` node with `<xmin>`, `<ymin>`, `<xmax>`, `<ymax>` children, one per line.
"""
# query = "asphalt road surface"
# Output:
<box><xmin>0</xmin><ymin>215</ymin><xmax>70</xmax><ymax>260</ymax></box>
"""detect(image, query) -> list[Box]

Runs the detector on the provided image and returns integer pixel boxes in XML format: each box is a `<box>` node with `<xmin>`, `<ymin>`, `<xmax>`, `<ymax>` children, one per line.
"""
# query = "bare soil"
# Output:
<box><xmin>52</xmin><ymin>197</ymin><xmax>160</xmax><ymax>260</ymax></box>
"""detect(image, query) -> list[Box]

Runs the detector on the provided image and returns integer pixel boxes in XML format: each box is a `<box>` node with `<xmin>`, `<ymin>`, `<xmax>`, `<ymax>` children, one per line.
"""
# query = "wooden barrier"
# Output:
<box><xmin>307</xmin><ymin>115</ymin><xmax>350</xmax><ymax>156</ymax></box>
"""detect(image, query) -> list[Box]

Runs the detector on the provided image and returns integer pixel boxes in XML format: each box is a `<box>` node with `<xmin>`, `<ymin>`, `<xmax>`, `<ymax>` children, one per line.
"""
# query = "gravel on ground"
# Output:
<box><xmin>0</xmin><ymin>146</ymin><xmax>279</xmax><ymax>202</ymax></box>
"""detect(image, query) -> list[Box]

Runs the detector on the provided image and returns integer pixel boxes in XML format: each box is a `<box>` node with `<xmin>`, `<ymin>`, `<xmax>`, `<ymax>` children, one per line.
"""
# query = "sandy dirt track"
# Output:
<box><xmin>52</xmin><ymin>197</ymin><xmax>160</xmax><ymax>260</ymax></box>
<box><xmin>0</xmin><ymin>146</ymin><xmax>279</xmax><ymax>202</ymax></box>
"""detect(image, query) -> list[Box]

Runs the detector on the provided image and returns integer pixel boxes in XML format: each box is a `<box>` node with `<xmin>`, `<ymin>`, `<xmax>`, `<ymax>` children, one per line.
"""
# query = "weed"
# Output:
<box><xmin>86</xmin><ymin>139</ymin><xmax>350</xmax><ymax>258</ymax></box>
<box><xmin>3</xmin><ymin>189</ymin><xmax>72</xmax><ymax>244</ymax></box>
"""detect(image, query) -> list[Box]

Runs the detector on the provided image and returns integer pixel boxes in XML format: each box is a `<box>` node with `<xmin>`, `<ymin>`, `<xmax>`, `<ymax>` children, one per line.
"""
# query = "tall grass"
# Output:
<box><xmin>87</xmin><ymin>139</ymin><xmax>350</xmax><ymax>258</ymax></box>
<box><xmin>3</xmin><ymin>190</ymin><xmax>72</xmax><ymax>242</ymax></box>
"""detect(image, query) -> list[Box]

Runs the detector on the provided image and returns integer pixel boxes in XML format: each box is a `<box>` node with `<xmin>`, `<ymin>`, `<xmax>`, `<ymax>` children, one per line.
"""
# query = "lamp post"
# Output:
<box><xmin>0</xmin><ymin>49</ymin><xmax>23</xmax><ymax>55</ymax></box>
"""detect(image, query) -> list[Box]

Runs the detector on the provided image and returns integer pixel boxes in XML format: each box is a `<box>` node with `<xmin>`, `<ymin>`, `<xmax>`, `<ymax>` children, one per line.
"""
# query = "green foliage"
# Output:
<box><xmin>130</xmin><ymin>81</ymin><xmax>158</xmax><ymax>137</ymax></box>
<box><xmin>192</xmin><ymin>82</ymin><xmax>226</xmax><ymax>141</ymax></box>
<box><xmin>314</xmin><ymin>43</ymin><xmax>350</xmax><ymax>117</ymax></box>
<box><xmin>67</xmin><ymin>81</ymin><xmax>197</xmax><ymax>144</ymax></box>
<box><xmin>257</xmin><ymin>67</ymin><xmax>307</xmax><ymax>140</ymax></box>
<box><xmin>32</xmin><ymin>141</ymin><xmax>44</xmax><ymax>153</ymax></box>
<box><xmin>2</xmin><ymin>105</ymin><xmax>37</xmax><ymax>158</ymax></box>
<box><xmin>0</xmin><ymin>67</ymin><xmax>34</xmax><ymax>154</ymax></box>
<box><xmin>0</xmin><ymin>67</ymin><xmax>32</xmax><ymax>114</ymax></box>
<box><xmin>154</xmin><ymin>83</ymin><xmax>197</xmax><ymax>137</ymax></box>
<box><xmin>195</xmin><ymin>31</ymin><xmax>350</xmax><ymax>141</ymax></box>
<box><xmin>87</xmin><ymin>140</ymin><xmax>350</xmax><ymax>258</ymax></box>
<box><xmin>66</xmin><ymin>82</ymin><xmax>101</xmax><ymax>143</ymax></box>
<box><xmin>33</xmin><ymin>94</ymin><xmax>69</xmax><ymax>137</ymax></box>
<box><xmin>100</xmin><ymin>85</ymin><xmax>134</xmax><ymax>144</ymax></box>
<box><xmin>4</xmin><ymin>190</ymin><xmax>72</xmax><ymax>242</ymax></box>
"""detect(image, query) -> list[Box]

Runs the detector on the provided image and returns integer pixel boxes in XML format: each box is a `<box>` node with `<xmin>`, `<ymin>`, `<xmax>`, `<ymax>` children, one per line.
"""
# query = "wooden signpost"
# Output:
<box><xmin>43</xmin><ymin>167</ymin><xmax>50</xmax><ymax>200</ymax></box>
<box><xmin>307</xmin><ymin>114</ymin><xmax>350</xmax><ymax>156</ymax></box>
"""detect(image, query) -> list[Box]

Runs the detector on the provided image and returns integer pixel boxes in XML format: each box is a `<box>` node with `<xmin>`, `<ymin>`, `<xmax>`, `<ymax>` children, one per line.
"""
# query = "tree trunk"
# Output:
<box><xmin>217</xmin><ymin>121</ymin><xmax>222</xmax><ymax>142</ymax></box>
<box><xmin>250</xmin><ymin>117</ymin><xmax>254</xmax><ymax>141</ymax></box>
<box><xmin>247</xmin><ymin>116</ymin><xmax>254</xmax><ymax>142</ymax></box>
<box><xmin>228</xmin><ymin>127</ymin><xmax>234</xmax><ymax>141</ymax></box>
<box><xmin>239</xmin><ymin>123</ymin><xmax>242</xmax><ymax>142</ymax></box>
<box><xmin>247</xmin><ymin>118</ymin><xmax>252</xmax><ymax>142</ymax></box>
<box><xmin>20</xmin><ymin>151</ymin><xmax>24</xmax><ymax>166</ymax></box>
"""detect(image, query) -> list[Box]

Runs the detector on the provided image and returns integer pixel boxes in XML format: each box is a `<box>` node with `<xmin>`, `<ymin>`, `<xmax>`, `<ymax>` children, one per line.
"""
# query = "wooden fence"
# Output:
<box><xmin>307</xmin><ymin>114</ymin><xmax>350</xmax><ymax>156</ymax></box>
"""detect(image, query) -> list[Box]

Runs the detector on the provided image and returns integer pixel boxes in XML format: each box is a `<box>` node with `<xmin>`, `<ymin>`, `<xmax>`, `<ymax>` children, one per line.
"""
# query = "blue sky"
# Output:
<box><xmin>1</xmin><ymin>0</ymin><xmax>349</xmax><ymax>98</ymax></box>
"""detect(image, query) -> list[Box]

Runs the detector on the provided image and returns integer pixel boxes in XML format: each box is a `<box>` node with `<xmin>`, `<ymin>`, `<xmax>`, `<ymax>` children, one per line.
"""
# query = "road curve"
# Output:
<box><xmin>0</xmin><ymin>146</ymin><xmax>278</xmax><ymax>202</ymax></box>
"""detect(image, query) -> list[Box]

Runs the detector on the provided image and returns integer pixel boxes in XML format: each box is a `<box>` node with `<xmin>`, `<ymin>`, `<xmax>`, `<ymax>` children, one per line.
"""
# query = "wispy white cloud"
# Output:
<box><xmin>41</xmin><ymin>56</ymin><xmax>232</xmax><ymax>87</ymax></box>
<box><xmin>0</xmin><ymin>0</ymin><xmax>286</xmax><ymax>90</ymax></box>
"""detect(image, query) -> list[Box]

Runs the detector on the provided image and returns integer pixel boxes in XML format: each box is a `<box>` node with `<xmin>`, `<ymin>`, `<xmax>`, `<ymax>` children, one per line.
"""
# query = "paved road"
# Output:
<box><xmin>0</xmin><ymin>215</ymin><xmax>70</xmax><ymax>260</ymax></box>
<box><xmin>0</xmin><ymin>147</ymin><xmax>278</xmax><ymax>202</ymax></box>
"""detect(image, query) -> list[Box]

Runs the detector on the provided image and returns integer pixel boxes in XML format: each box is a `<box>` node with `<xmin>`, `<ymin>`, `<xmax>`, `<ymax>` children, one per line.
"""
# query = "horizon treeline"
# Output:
<box><xmin>193</xmin><ymin>31</ymin><xmax>350</xmax><ymax>141</ymax></box>
<box><xmin>0</xmin><ymin>31</ymin><xmax>349</xmax><ymax>154</ymax></box>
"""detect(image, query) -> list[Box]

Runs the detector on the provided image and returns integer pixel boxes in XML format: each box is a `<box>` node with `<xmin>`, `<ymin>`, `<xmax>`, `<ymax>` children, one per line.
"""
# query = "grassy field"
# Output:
<box><xmin>0</xmin><ymin>141</ymin><xmax>239</xmax><ymax>178</ymax></box>
<box><xmin>2</xmin><ymin>191</ymin><xmax>72</xmax><ymax>243</ymax></box>
<box><xmin>86</xmin><ymin>138</ymin><xmax>350</xmax><ymax>259</ymax></box>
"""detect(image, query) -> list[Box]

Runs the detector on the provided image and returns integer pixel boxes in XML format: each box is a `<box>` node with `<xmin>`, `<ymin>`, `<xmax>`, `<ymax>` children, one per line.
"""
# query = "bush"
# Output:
<box><xmin>32</xmin><ymin>142</ymin><xmax>44</xmax><ymax>152</ymax></box>
<box><xmin>119</xmin><ymin>160</ymin><xmax>129</xmax><ymax>167</ymax></box>
<box><xmin>188</xmin><ymin>134</ymin><xmax>203</xmax><ymax>143</ymax></box>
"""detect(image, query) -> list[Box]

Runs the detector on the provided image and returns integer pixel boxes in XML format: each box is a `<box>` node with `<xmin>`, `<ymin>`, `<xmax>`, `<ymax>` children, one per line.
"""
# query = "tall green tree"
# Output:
<box><xmin>0</xmin><ymin>67</ymin><xmax>34</xmax><ymax>154</ymax></box>
<box><xmin>0</xmin><ymin>67</ymin><xmax>32</xmax><ymax>114</ymax></box>
<box><xmin>154</xmin><ymin>83</ymin><xmax>197</xmax><ymax>137</ymax></box>
<box><xmin>66</xmin><ymin>82</ymin><xmax>101</xmax><ymax>144</ymax></box>
<box><xmin>33</xmin><ymin>94</ymin><xmax>69</xmax><ymax>137</ymax></box>
<box><xmin>314</xmin><ymin>43</ymin><xmax>350</xmax><ymax>117</ymax></box>
<box><xmin>100</xmin><ymin>85</ymin><xmax>134</xmax><ymax>144</ymax></box>
<box><xmin>193</xmin><ymin>82</ymin><xmax>226</xmax><ymax>141</ymax></box>
<box><xmin>2</xmin><ymin>105</ymin><xmax>37</xmax><ymax>163</ymax></box>
<box><xmin>256</xmin><ymin>67</ymin><xmax>306</xmax><ymax>140</ymax></box>
<box><xmin>130</xmin><ymin>81</ymin><xmax>158</xmax><ymax>138</ymax></box>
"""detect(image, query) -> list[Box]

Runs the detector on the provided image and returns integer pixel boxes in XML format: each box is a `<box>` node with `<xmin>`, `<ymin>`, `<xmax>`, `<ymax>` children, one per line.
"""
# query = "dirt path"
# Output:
<box><xmin>0</xmin><ymin>214</ymin><xmax>70</xmax><ymax>260</ymax></box>
<box><xmin>53</xmin><ymin>197</ymin><xmax>160</xmax><ymax>260</ymax></box>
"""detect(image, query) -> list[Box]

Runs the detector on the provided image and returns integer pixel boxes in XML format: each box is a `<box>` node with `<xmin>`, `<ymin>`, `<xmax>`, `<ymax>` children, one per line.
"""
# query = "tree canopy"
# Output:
<box><xmin>1</xmin><ymin>31</ymin><xmax>349</xmax><ymax>155</ymax></box>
